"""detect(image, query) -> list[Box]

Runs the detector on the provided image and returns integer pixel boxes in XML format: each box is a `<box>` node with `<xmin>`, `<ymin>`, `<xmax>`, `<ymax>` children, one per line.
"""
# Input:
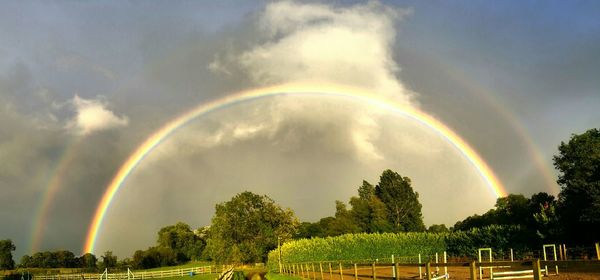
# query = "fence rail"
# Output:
<box><xmin>282</xmin><ymin>260</ymin><xmax>600</xmax><ymax>280</ymax></box>
<box><xmin>32</xmin><ymin>266</ymin><xmax>223</xmax><ymax>280</ymax></box>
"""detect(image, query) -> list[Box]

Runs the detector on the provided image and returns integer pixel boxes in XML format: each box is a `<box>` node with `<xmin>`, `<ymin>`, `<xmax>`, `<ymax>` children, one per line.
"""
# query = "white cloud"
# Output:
<box><xmin>66</xmin><ymin>95</ymin><xmax>128</xmax><ymax>135</ymax></box>
<box><xmin>235</xmin><ymin>1</ymin><xmax>416</xmax><ymax>105</ymax></box>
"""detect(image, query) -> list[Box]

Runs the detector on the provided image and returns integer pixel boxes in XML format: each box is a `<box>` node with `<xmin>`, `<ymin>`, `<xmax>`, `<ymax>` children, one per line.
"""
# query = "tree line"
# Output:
<box><xmin>1</xmin><ymin>128</ymin><xmax>598</xmax><ymax>269</ymax></box>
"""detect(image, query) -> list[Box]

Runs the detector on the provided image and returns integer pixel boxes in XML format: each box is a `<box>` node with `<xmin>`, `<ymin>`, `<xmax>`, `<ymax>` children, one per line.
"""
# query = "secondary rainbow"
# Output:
<box><xmin>83</xmin><ymin>82</ymin><xmax>508</xmax><ymax>253</ymax></box>
<box><xmin>30</xmin><ymin>137</ymin><xmax>84</xmax><ymax>254</ymax></box>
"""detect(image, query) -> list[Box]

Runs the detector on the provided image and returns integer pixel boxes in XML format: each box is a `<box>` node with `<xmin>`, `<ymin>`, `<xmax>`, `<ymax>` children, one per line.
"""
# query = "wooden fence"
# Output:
<box><xmin>32</xmin><ymin>265</ymin><xmax>223</xmax><ymax>280</ymax></box>
<box><xmin>281</xmin><ymin>259</ymin><xmax>600</xmax><ymax>280</ymax></box>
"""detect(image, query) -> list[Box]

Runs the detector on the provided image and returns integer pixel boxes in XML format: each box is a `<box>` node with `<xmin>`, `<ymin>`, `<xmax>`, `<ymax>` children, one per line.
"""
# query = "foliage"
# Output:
<box><xmin>268</xmin><ymin>225</ymin><xmax>532</xmax><ymax>271</ymax></box>
<box><xmin>349</xmin><ymin>181</ymin><xmax>391</xmax><ymax>233</ymax></box>
<box><xmin>100</xmin><ymin>251</ymin><xmax>117</xmax><ymax>269</ymax></box>
<box><xmin>0</xmin><ymin>239</ymin><xmax>15</xmax><ymax>270</ymax></box>
<box><xmin>427</xmin><ymin>224</ymin><xmax>449</xmax><ymax>233</ymax></box>
<box><xmin>157</xmin><ymin>222</ymin><xmax>206</xmax><ymax>261</ymax></box>
<box><xmin>19</xmin><ymin>251</ymin><xmax>96</xmax><ymax>269</ymax></box>
<box><xmin>206</xmin><ymin>191</ymin><xmax>299</xmax><ymax>263</ymax></box>
<box><xmin>375</xmin><ymin>170</ymin><xmax>426</xmax><ymax>232</ymax></box>
<box><xmin>445</xmin><ymin>225</ymin><xmax>534</xmax><ymax>258</ymax></box>
<box><xmin>267</xmin><ymin>232</ymin><xmax>446</xmax><ymax>271</ymax></box>
<box><xmin>554</xmin><ymin>128</ymin><xmax>600</xmax><ymax>244</ymax></box>
<box><xmin>295</xmin><ymin>170</ymin><xmax>424</xmax><ymax>239</ymax></box>
<box><xmin>453</xmin><ymin>192</ymin><xmax>559</xmax><ymax>244</ymax></box>
<box><xmin>79</xmin><ymin>253</ymin><xmax>98</xmax><ymax>269</ymax></box>
<box><xmin>131</xmin><ymin>247</ymin><xmax>178</xmax><ymax>269</ymax></box>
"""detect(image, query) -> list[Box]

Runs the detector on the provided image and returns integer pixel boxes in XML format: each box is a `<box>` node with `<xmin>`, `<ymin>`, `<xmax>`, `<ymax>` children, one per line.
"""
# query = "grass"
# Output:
<box><xmin>265</xmin><ymin>272</ymin><xmax>302</xmax><ymax>280</ymax></box>
<box><xmin>137</xmin><ymin>261</ymin><xmax>214</xmax><ymax>272</ymax></box>
<box><xmin>152</xmin><ymin>273</ymin><xmax>219</xmax><ymax>280</ymax></box>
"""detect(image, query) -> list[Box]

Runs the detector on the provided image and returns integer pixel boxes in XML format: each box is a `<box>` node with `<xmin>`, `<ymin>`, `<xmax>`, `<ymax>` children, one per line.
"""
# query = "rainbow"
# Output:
<box><xmin>83</xmin><ymin>82</ymin><xmax>507</xmax><ymax>253</ymax></box>
<box><xmin>30</xmin><ymin>138</ymin><xmax>84</xmax><ymax>254</ymax></box>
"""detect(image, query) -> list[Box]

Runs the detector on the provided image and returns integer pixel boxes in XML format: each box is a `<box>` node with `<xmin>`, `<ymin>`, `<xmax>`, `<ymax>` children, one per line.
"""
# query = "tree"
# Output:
<box><xmin>206</xmin><ymin>191</ymin><xmax>299</xmax><ymax>263</ymax></box>
<box><xmin>100</xmin><ymin>251</ymin><xmax>117</xmax><ymax>269</ymax></box>
<box><xmin>493</xmin><ymin>194</ymin><xmax>530</xmax><ymax>225</ymax></box>
<box><xmin>157</xmin><ymin>222</ymin><xmax>205</xmax><ymax>261</ymax></box>
<box><xmin>375</xmin><ymin>170</ymin><xmax>425</xmax><ymax>232</ymax></box>
<box><xmin>350</xmin><ymin>181</ymin><xmax>391</xmax><ymax>233</ymax></box>
<box><xmin>0</xmin><ymin>239</ymin><xmax>15</xmax><ymax>270</ymax></box>
<box><xmin>324</xmin><ymin>201</ymin><xmax>361</xmax><ymax>236</ymax></box>
<box><xmin>78</xmin><ymin>253</ymin><xmax>97</xmax><ymax>270</ymax></box>
<box><xmin>427</xmin><ymin>224</ymin><xmax>449</xmax><ymax>233</ymax></box>
<box><xmin>554</xmin><ymin>128</ymin><xmax>600</xmax><ymax>244</ymax></box>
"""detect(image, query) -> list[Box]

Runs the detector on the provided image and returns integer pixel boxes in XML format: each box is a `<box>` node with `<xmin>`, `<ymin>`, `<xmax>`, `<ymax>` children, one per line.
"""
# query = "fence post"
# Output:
<box><xmin>510</xmin><ymin>248</ymin><xmax>514</xmax><ymax>262</ymax></box>
<box><xmin>391</xmin><ymin>255</ymin><xmax>395</xmax><ymax>278</ymax></box>
<box><xmin>301</xmin><ymin>264</ymin><xmax>305</xmax><ymax>278</ymax></box>
<box><xmin>339</xmin><ymin>263</ymin><xmax>343</xmax><ymax>280</ymax></box>
<box><xmin>320</xmin><ymin>263</ymin><xmax>324</xmax><ymax>280</ymax></box>
<box><xmin>312</xmin><ymin>263</ymin><xmax>317</xmax><ymax>280</ymax></box>
<box><xmin>469</xmin><ymin>261</ymin><xmax>477</xmax><ymax>280</ymax></box>
<box><xmin>353</xmin><ymin>264</ymin><xmax>358</xmax><ymax>280</ymax></box>
<box><xmin>435</xmin><ymin>253</ymin><xmax>439</xmax><ymax>274</ymax></box>
<box><xmin>371</xmin><ymin>262</ymin><xmax>376</xmax><ymax>280</ymax></box>
<box><xmin>394</xmin><ymin>262</ymin><xmax>400</xmax><ymax>280</ymax></box>
<box><xmin>418</xmin><ymin>254</ymin><xmax>422</xmax><ymax>280</ymax></box>
<box><xmin>425</xmin><ymin>262</ymin><xmax>431</xmax><ymax>280</ymax></box>
<box><xmin>443</xmin><ymin>251</ymin><xmax>447</xmax><ymax>276</ymax></box>
<box><xmin>595</xmin><ymin>242</ymin><xmax>600</xmax><ymax>261</ymax></box>
<box><xmin>329</xmin><ymin>263</ymin><xmax>333</xmax><ymax>280</ymax></box>
<box><xmin>532</xmin><ymin>259</ymin><xmax>542</xmax><ymax>280</ymax></box>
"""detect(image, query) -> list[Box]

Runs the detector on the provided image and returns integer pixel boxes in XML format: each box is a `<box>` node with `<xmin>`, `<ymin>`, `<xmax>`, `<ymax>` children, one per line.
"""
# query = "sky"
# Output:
<box><xmin>1</xmin><ymin>1</ymin><xmax>599</xmax><ymax>260</ymax></box>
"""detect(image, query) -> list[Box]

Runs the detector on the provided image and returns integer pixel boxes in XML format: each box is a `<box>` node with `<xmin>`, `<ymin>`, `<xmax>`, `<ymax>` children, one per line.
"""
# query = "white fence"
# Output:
<box><xmin>32</xmin><ymin>266</ymin><xmax>222</xmax><ymax>280</ymax></box>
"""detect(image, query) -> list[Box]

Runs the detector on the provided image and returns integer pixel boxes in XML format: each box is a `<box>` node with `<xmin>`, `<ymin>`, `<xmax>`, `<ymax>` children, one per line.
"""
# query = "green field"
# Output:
<box><xmin>138</xmin><ymin>261</ymin><xmax>214</xmax><ymax>272</ymax></box>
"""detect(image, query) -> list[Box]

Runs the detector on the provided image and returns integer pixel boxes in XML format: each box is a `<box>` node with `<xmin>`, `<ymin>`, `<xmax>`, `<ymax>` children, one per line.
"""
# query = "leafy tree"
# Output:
<box><xmin>78</xmin><ymin>253</ymin><xmax>97</xmax><ymax>269</ymax></box>
<box><xmin>0</xmin><ymin>239</ymin><xmax>15</xmax><ymax>270</ymax></box>
<box><xmin>427</xmin><ymin>224</ymin><xmax>449</xmax><ymax>233</ymax></box>
<box><xmin>206</xmin><ymin>191</ymin><xmax>299</xmax><ymax>263</ymax></box>
<box><xmin>494</xmin><ymin>194</ymin><xmax>530</xmax><ymax>224</ymax></box>
<box><xmin>375</xmin><ymin>170</ymin><xmax>426</xmax><ymax>232</ymax></box>
<box><xmin>157</xmin><ymin>222</ymin><xmax>205</xmax><ymax>261</ymax></box>
<box><xmin>324</xmin><ymin>201</ymin><xmax>361</xmax><ymax>236</ymax></box>
<box><xmin>100</xmin><ymin>251</ymin><xmax>117</xmax><ymax>269</ymax></box>
<box><xmin>350</xmin><ymin>181</ymin><xmax>391</xmax><ymax>233</ymax></box>
<box><xmin>131</xmin><ymin>247</ymin><xmax>177</xmax><ymax>269</ymax></box>
<box><xmin>54</xmin><ymin>250</ymin><xmax>76</xmax><ymax>268</ymax></box>
<box><xmin>19</xmin><ymin>255</ymin><xmax>31</xmax><ymax>268</ymax></box>
<box><xmin>554</xmin><ymin>128</ymin><xmax>600</xmax><ymax>244</ymax></box>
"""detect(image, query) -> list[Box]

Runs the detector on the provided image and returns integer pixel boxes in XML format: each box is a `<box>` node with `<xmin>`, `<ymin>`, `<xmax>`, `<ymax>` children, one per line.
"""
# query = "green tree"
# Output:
<box><xmin>19</xmin><ymin>255</ymin><xmax>31</xmax><ymax>268</ymax></box>
<box><xmin>0</xmin><ymin>239</ymin><xmax>15</xmax><ymax>270</ymax></box>
<box><xmin>78</xmin><ymin>253</ymin><xmax>97</xmax><ymax>269</ymax></box>
<box><xmin>427</xmin><ymin>224</ymin><xmax>449</xmax><ymax>233</ymax></box>
<box><xmin>157</xmin><ymin>222</ymin><xmax>205</xmax><ymax>261</ymax></box>
<box><xmin>100</xmin><ymin>251</ymin><xmax>117</xmax><ymax>269</ymax></box>
<box><xmin>324</xmin><ymin>201</ymin><xmax>361</xmax><ymax>236</ymax></box>
<box><xmin>206</xmin><ymin>191</ymin><xmax>299</xmax><ymax>263</ymax></box>
<box><xmin>350</xmin><ymin>181</ymin><xmax>391</xmax><ymax>233</ymax></box>
<box><xmin>375</xmin><ymin>170</ymin><xmax>425</xmax><ymax>232</ymax></box>
<box><xmin>554</xmin><ymin>128</ymin><xmax>600</xmax><ymax>244</ymax></box>
<box><xmin>493</xmin><ymin>194</ymin><xmax>530</xmax><ymax>225</ymax></box>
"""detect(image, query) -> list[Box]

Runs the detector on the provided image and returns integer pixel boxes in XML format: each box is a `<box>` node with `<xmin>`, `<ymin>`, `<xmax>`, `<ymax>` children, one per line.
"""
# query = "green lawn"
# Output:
<box><xmin>152</xmin><ymin>273</ymin><xmax>219</xmax><ymax>280</ymax></box>
<box><xmin>137</xmin><ymin>261</ymin><xmax>214</xmax><ymax>272</ymax></box>
<box><xmin>265</xmin><ymin>272</ymin><xmax>302</xmax><ymax>280</ymax></box>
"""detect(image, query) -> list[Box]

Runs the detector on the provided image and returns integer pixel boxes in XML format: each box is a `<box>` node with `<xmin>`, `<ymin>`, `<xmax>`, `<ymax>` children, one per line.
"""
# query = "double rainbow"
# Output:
<box><xmin>83</xmin><ymin>83</ymin><xmax>507</xmax><ymax>253</ymax></box>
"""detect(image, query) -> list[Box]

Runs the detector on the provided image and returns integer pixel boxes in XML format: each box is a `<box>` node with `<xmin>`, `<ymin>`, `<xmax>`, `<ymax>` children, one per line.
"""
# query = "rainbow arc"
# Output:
<box><xmin>83</xmin><ymin>82</ymin><xmax>508</xmax><ymax>253</ymax></box>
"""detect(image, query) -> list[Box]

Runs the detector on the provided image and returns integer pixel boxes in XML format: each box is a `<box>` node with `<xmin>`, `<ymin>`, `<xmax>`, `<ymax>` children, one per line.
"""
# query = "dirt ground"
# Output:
<box><xmin>292</xmin><ymin>265</ymin><xmax>600</xmax><ymax>280</ymax></box>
